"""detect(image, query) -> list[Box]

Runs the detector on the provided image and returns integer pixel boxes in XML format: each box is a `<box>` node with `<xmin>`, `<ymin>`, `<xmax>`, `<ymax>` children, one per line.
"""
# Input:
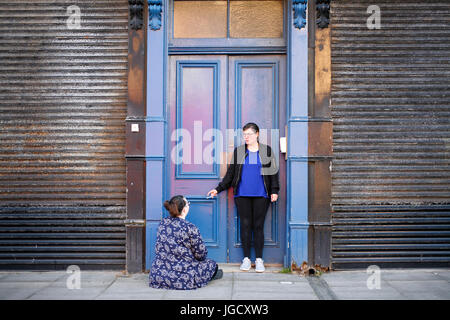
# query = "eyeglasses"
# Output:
<box><xmin>186</xmin><ymin>201</ymin><xmax>190</xmax><ymax>206</ymax></box>
<box><xmin>242</xmin><ymin>132</ymin><xmax>256</xmax><ymax>137</ymax></box>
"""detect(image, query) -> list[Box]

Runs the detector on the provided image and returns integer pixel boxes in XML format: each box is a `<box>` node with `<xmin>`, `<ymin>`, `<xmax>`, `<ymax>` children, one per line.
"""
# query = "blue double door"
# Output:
<box><xmin>168</xmin><ymin>55</ymin><xmax>286</xmax><ymax>264</ymax></box>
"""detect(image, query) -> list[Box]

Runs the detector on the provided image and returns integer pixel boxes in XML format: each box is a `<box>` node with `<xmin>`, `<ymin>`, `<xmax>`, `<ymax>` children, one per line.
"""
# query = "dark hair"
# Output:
<box><xmin>242</xmin><ymin>122</ymin><xmax>259</xmax><ymax>142</ymax></box>
<box><xmin>163</xmin><ymin>195</ymin><xmax>187</xmax><ymax>218</ymax></box>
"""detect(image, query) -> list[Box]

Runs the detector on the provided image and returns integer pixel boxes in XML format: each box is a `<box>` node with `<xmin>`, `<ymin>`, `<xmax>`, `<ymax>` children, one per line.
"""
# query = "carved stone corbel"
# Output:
<box><xmin>148</xmin><ymin>0</ymin><xmax>163</xmax><ymax>31</ymax></box>
<box><xmin>316</xmin><ymin>0</ymin><xmax>330</xmax><ymax>28</ymax></box>
<box><xmin>128</xmin><ymin>0</ymin><xmax>144</xmax><ymax>30</ymax></box>
<box><xmin>129</xmin><ymin>0</ymin><xmax>144</xmax><ymax>30</ymax></box>
<box><xmin>293</xmin><ymin>0</ymin><xmax>308</xmax><ymax>30</ymax></box>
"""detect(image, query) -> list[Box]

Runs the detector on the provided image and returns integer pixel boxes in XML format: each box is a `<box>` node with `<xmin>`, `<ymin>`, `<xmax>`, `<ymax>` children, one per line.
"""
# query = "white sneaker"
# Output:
<box><xmin>255</xmin><ymin>258</ymin><xmax>265</xmax><ymax>273</ymax></box>
<box><xmin>240</xmin><ymin>257</ymin><xmax>251</xmax><ymax>271</ymax></box>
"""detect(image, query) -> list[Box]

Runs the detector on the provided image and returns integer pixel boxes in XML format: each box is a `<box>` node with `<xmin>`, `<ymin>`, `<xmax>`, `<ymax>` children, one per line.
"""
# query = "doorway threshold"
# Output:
<box><xmin>218</xmin><ymin>263</ymin><xmax>284</xmax><ymax>273</ymax></box>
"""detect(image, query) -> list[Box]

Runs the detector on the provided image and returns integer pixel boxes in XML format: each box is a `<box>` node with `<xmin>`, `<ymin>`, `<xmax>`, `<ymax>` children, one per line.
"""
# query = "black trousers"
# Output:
<box><xmin>234</xmin><ymin>196</ymin><xmax>271</xmax><ymax>259</ymax></box>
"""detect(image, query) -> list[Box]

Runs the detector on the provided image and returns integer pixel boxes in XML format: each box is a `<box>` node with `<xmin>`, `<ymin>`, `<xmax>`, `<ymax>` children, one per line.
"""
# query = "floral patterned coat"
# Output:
<box><xmin>149</xmin><ymin>217</ymin><xmax>217</xmax><ymax>290</ymax></box>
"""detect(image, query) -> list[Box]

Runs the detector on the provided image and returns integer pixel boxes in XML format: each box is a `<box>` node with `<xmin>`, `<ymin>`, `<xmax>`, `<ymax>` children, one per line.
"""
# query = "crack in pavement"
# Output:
<box><xmin>25</xmin><ymin>272</ymin><xmax>67</xmax><ymax>300</ymax></box>
<box><xmin>306</xmin><ymin>276</ymin><xmax>338</xmax><ymax>300</ymax></box>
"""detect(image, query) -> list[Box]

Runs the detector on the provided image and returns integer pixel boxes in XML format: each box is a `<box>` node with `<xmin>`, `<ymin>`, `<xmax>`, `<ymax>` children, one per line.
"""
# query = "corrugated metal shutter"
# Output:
<box><xmin>0</xmin><ymin>0</ymin><xmax>128</xmax><ymax>270</ymax></box>
<box><xmin>330</xmin><ymin>0</ymin><xmax>450</xmax><ymax>268</ymax></box>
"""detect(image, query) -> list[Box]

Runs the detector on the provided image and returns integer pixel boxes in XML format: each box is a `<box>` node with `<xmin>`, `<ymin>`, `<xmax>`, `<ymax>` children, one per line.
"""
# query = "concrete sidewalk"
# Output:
<box><xmin>0</xmin><ymin>265</ymin><xmax>449</xmax><ymax>300</ymax></box>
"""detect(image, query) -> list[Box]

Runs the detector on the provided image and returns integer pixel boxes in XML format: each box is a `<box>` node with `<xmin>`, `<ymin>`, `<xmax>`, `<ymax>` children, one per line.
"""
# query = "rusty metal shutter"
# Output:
<box><xmin>330</xmin><ymin>0</ymin><xmax>450</xmax><ymax>269</ymax></box>
<box><xmin>0</xmin><ymin>0</ymin><xmax>128</xmax><ymax>270</ymax></box>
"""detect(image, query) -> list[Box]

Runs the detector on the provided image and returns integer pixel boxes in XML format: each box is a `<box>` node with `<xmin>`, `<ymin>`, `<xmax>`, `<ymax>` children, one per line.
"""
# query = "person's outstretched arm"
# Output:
<box><xmin>214</xmin><ymin>148</ymin><xmax>237</xmax><ymax>194</ymax></box>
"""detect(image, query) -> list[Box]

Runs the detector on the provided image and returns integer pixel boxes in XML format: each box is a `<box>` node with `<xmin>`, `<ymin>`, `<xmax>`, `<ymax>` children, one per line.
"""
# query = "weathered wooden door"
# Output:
<box><xmin>168</xmin><ymin>54</ymin><xmax>286</xmax><ymax>263</ymax></box>
<box><xmin>227</xmin><ymin>55</ymin><xmax>286</xmax><ymax>263</ymax></box>
<box><xmin>168</xmin><ymin>55</ymin><xmax>228</xmax><ymax>262</ymax></box>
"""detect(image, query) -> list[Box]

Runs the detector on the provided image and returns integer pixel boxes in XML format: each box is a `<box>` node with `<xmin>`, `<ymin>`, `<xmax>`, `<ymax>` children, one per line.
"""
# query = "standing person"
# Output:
<box><xmin>149</xmin><ymin>195</ymin><xmax>223</xmax><ymax>290</ymax></box>
<box><xmin>207</xmin><ymin>123</ymin><xmax>279</xmax><ymax>273</ymax></box>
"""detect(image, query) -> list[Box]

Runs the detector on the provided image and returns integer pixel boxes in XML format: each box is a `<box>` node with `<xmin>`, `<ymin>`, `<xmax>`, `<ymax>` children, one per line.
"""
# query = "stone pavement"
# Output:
<box><xmin>0</xmin><ymin>265</ymin><xmax>449</xmax><ymax>300</ymax></box>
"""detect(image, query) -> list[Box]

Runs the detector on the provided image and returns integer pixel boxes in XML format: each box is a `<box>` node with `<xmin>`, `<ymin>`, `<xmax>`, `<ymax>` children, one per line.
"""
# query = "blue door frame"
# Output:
<box><xmin>144</xmin><ymin>0</ymin><xmax>310</xmax><ymax>269</ymax></box>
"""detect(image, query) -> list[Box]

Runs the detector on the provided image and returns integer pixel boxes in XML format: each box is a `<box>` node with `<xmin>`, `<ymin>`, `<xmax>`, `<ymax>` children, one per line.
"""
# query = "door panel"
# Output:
<box><xmin>228</xmin><ymin>55</ymin><xmax>286</xmax><ymax>263</ymax></box>
<box><xmin>168</xmin><ymin>55</ymin><xmax>228</xmax><ymax>262</ymax></box>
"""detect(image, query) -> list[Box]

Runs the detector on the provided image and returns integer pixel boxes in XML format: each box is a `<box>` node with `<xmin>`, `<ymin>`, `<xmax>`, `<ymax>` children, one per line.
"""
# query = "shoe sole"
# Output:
<box><xmin>240</xmin><ymin>267</ymin><xmax>251</xmax><ymax>271</ymax></box>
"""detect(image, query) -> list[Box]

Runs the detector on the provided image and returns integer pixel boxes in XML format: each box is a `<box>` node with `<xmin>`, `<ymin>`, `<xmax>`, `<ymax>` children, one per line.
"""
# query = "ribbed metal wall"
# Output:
<box><xmin>330</xmin><ymin>0</ymin><xmax>450</xmax><ymax>268</ymax></box>
<box><xmin>0</xmin><ymin>0</ymin><xmax>128</xmax><ymax>270</ymax></box>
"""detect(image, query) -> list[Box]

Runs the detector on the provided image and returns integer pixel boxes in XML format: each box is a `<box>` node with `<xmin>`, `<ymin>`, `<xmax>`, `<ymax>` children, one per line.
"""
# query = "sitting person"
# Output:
<box><xmin>149</xmin><ymin>195</ymin><xmax>223</xmax><ymax>290</ymax></box>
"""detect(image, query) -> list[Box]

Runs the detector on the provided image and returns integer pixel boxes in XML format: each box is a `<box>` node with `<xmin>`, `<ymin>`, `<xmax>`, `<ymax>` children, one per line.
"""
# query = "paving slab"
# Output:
<box><xmin>0</xmin><ymin>282</ymin><xmax>50</xmax><ymax>300</ymax></box>
<box><xmin>122</xmin><ymin>273</ymin><xmax>150</xmax><ymax>282</ymax></box>
<box><xmin>232</xmin><ymin>275</ymin><xmax>317</xmax><ymax>301</ymax></box>
<box><xmin>430</xmin><ymin>271</ymin><xmax>450</xmax><ymax>282</ymax></box>
<box><xmin>322</xmin><ymin>270</ymin><xmax>450</xmax><ymax>300</ymax></box>
<box><xmin>386</xmin><ymin>280</ymin><xmax>450</xmax><ymax>299</ymax></box>
<box><xmin>321</xmin><ymin>271</ymin><xmax>374</xmax><ymax>281</ymax></box>
<box><xmin>96</xmin><ymin>293</ymin><xmax>167</xmax><ymax>300</ymax></box>
<box><xmin>331</xmin><ymin>292</ymin><xmax>406</xmax><ymax>300</ymax></box>
<box><xmin>381</xmin><ymin>270</ymin><xmax>447</xmax><ymax>281</ymax></box>
<box><xmin>396</xmin><ymin>292</ymin><xmax>449</xmax><ymax>300</ymax></box>
<box><xmin>0</xmin><ymin>272</ymin><xmax>66</xmax><ymax>283</ymax></box>
<box><xmin>234</xmin><ymin>272</ymin><xmax>304</xmax><ymax>282</ymax></box>
<box><xmin>105</xmin><ymin>281</ymin><xmax>158</xmax><ymax>293</ymax></box>
<box><xmin>45</xmin><ymin>272</ymin><xmax>118</xmax><ymax>289</ymax></box>
<box><xmin>326</xmin><ymin>282</ymin><xmax>405</xmax><ymax>300</ymax></box>
<box><xmin>28</xmin><ymin>286</ymin><xmax>106</xmax><ymax>300</ymax></box>
<box><xmin>233</xmin><ymin>280</ymin><xmax>312</xmax><ymax>291</ymax></box>
<box><xmin>322</xmin><ymin>280</ymin><xmax>391</xmax><ymax>289</ymax></box>
<box><xmin>231</xmin><ymin>291</ymin><xmax>318</xmax><ymax>300</ymax></box>
<box><xmin>0</xmin><ymin>268</ymin><xmax>449</xmax><ymax>300</ymax></box>
<box><xmin>96</xmin><ymin>286</ymin><xmax>168</xmax><ymax>300</ymax></box>
<box><xmin>165</xmin><ymin>286</ymin><xmax>233</xmax><ymax>300</ymax></box>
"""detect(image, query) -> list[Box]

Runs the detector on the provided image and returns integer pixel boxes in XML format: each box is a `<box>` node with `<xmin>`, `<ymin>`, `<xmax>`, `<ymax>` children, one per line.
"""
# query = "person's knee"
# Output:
<box><xmin>240</xmin><ymin>217</ymin><xmax>251</xmax><ymax>229</ymax></box>
<box><xmin>253</xmin><ymin>216</ymin><xmax>265</xmax><ymax>229</ymax></box>
<box><xmin>253</xmin><ymin>221</ymin><xmax>264</xmax><ymax>234</ymax></box>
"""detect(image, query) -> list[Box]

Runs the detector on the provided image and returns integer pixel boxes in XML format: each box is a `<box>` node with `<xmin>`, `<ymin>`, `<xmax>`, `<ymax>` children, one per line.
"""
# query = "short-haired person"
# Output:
<box><xmin>149</xmin><ymin>195</ymin><xmax>223</xmax><ymax>290</ymax></box>
<box><xmin>207</xmin><ymin>123</ymin><xmax>279</xmax><ymax>273</ymax></box>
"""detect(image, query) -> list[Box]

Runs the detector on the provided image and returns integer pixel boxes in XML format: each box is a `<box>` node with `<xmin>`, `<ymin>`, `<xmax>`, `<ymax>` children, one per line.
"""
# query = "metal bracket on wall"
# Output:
<box><xmin>293</xmin><ymin>0</ymin><xmax>308</xmax><ymax>30</ymax></box>
<box><xmin>148</xmin><ymin>0</ymin><xmax>163</xmax><ymax>30</ymax></box>
<box><xmin>124</xmin><ymin>219</ymin><xmax>146</xmax><ymax>227</ymax></box>
<box><xmin>316</xmin><ymin>0</ymin><xmax>330</xmax><ymax>29</ymax></box>
<box><xmin>129</xmin><ymin>0</ymin><xmax>144</xmax><ymax>30</ymax></box>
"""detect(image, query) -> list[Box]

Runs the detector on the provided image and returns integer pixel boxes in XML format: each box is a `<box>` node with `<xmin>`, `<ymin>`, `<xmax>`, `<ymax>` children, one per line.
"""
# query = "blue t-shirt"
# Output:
<box><xmin>234</xmin><ymin>150</ymin><xmax>268</xmax><ymax>198</ymax></box>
